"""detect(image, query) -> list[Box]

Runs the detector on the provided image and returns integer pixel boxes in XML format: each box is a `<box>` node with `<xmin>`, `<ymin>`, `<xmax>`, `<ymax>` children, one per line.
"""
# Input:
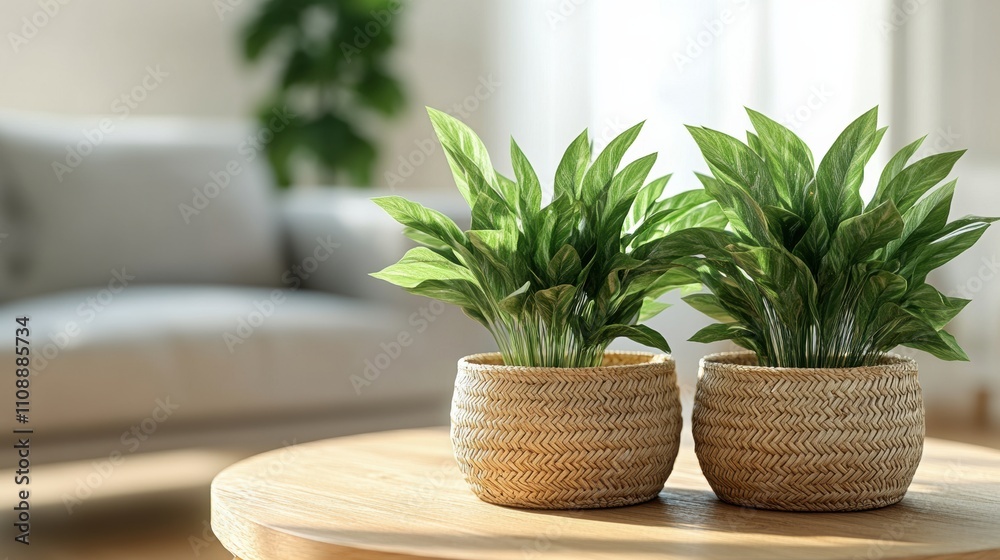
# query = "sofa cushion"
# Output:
<box><xmin>0</xmin><ymin>285</ymin><xmax>488</xmax><ymax>443</ymax></box>
<box><xmin>0</xmin><ymin>110</ymin><xmax>286</xmax><ymax>301</ymax></box>
<box><xmin>282</xmin><ymin>186</ymin><xmax>472</xmax><ymax>303</ymax></box>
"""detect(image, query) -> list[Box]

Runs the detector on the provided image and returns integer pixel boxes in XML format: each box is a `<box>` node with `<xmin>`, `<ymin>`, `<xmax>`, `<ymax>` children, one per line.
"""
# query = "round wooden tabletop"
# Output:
<box><xmin>212</xmin><ymin>428</ymin><xmax>1000</xmax><ymax>560</ymax></box>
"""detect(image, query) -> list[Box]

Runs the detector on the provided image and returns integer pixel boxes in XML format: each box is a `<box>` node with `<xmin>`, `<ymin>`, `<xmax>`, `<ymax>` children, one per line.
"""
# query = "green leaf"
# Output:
<box><xmin>533</xmin><ymin>194</ymin><xmax>580</xmax><ymax>269</ymax></box>
<box><xmin>626</xmin><ymin>174</ymin><xmax>670</xmax><ymax>231</ymax></box>
<box><xmin>870</xmin><ymin>150</ymin><xmax>965</xmax><ymax>213</ymax></box>
<box><xmin>405</xmin><ymin>280</ymin><xmax>480</xmax><ymax>311</ymax></box>
<box><xmin>371</xmin><ymin>247</ymin><xmax>476</xmax><ymax>288</ymax></box>
<box><xmin>685</xmin><ymin>106</ymin><xmax>994</xmax><ymax>368</ymax></box>
<box><xmin>355</xmin><ymin>67</ymin><xmax>406</xmax><ymax>115</ymax></box>
<box><xmin>374</xmin><ymin>109</ymin><xmax>737</xmax><ymax>367</ymax></box>
<box><xmin>444</xmin><ymin>145</ymin><xmax>516</xmax><ymax>220</ymax></box>
<box><xmin>886</xmin><ymin>180</ymin><xmax>956</xmax><ymax>258</ymax></box>
<box><xmin>733</xmin><ymin>246</ymin><xmax>819</xmax><ymax>325</ymax></box>
<box><xmin>701</xmin><ymin>177</ymin><xmax>775</xmax><ymax>244</ymax></box>
<box><xmin>652</xmin><ymin>187</ymin><xmax>713</xmax><ymax>214</ymax></box>
<box><xmin>534</xmin><ymin>285</ymin><xmax>577</xmax><ymax>324</ymax></box>
<box><xmin>403</xmin><ymin>226</ymin><xmax>452</xmax><ymax>252</ymax></box>
<box><xmin>625</xmin><ymin>208</ymin><xmax>677</xmax><ymax>249</ymax></box>
<box><xmin>636</xmin><ymin>226</ymin><xmax>736</xmax><ymax>263</ymax></box>
<box><xmin>745</xmin><ymin>108</ymin><xmax>815</xmax><ymax>208</ymax></box>
<box><xmin>822</xmin><ymin>201</ymin><xmax>903</xmax><ymax>275</ymax></box>
<box><xmin>592</xmin><ymin>324</ymin><xmax>671</xmax><ymax>353</ymax></box>
<box><xmin>656</xmin><ymin>200</ymin><xmax>728</xmax><ymax>240</ymax></box>
<box><xmin>682</xmin><ymin>293</ymin><xmax>734</xmax><ymax>322</ymax></box>
<box><xmin>903</xmin><ymin>222</ymin><xmax>992</xmax><ymax>283</ymax></box>
<box><xmin>372</xmin><ymin>196</ymin><xmax>467</xmax><ymax>249</ymax></box>
<box><xmin>689</xmin><ymin>322</ymin><xmax>746</xmax><ymax>344</ymax></box>
<box><xmin>762</xmin><ymin>204</ymin><xmax>807</xmax><ymax>246</ymax></box>
<box><xmin>467</xmin><ymin>229</ymin><xmax>517</xmax><ymax>290</ymax></box>
<box><xmin>547</xmin><ymin>244</ymin><xmax>583</xmax><ymax>285</ymax></box>
<box><xmin>815</xmin><ymin>107</ymin><xmax>882</xmax><ymax>224</ymax></box>
<box><xmin>510</xmin><ymin>138</ymin><xmax>541</xmax><ymax>223</ymax></box>
<box><xmin>746</xmin><ymin>131</ymin><xmax>764</xmax><ymax>155</ymax></box>
<box><xmin>427</xmin><ymin>107</ymin><xmax>497</xmax><ymax>205</ymax></box>
<box><xmin>625</xmin><ymin>190</ymin><xmax>725</xmax><ymax>250</ymax></box>
<box><xmin>604</xmin><ymin>153</ymin><xmax>657</xmax><ymax>230</ymax></box>
<box><xmin>469</xmin><ymin>184</ymin><xmax>512</xmax><ymax>231</ymax></box>
<box><xmin>687</xmin><ymin>125</ymin><xmax>780</xmax><ymax>207</ymax></box>
<box><xmin>608</xmin><ymin>153</ymin><xmax>657</xmax><ymax>205</ymax></box>
<box><xmin>581</xmin><ymin>122</ymin><xmax>644</xmax><ymax>204</ymax></box>
<box><xmin>554</xmin><ymin>129</ymin><xmax>591</xmax><ymax>201</ymax></box>
<box><xmin>856</xmin><ymin>270</ymin><xmax>908</xmax><ymax>333</ymax></box>
<box><xmin>791</xmin><ymin>212</ymin><xmax>829</xmax><ymax>272</ymax></box>
<box><xmin>904</xmin><ymin>329</ymin><xmax>970</xmax><ymax>361</ymax></box>
<box><xmin>498</xmin><ymin>281</ymin><xmax>531</xmax><ymax>315</ymax></box>
<box><xmin>638</xmin><ymin>298</ymin><xmax>671</xmax><ymax>321</ymax></box>
<box><xmin>903</xmin><ymin>284</ymin><xmax>968</xmax><ymax>330</ymax></box>
<box><xmin>875</xmin><ymin>135</ymin><xmax>925</xmax><ymax>198</ymax></box>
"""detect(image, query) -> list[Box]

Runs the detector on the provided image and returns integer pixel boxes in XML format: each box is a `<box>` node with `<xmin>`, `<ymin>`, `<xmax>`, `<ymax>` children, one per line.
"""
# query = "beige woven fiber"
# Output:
<box><xmin>692</xmin><ymin>351</ymin><xmax>924</xmax><ymax>512</ymax></box>
<box><xmin>451</xmin><ymin>351</ymin><xmax>682</xmax><ymax>509</ymax></box>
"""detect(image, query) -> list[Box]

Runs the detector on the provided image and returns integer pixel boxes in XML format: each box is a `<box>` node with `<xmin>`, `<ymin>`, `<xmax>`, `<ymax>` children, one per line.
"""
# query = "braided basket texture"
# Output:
<box><xmin>451</xmin><ymin>351</ymin><xmax>682</xmax><ymax>509</ymax></box>
<box><xmin>693</xmin><ymin>351</ymin><xmax>924</xmax><ymax>512</ymax></box>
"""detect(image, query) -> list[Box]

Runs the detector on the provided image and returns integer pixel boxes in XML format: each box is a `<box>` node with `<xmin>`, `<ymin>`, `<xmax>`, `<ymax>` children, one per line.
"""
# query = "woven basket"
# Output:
<box><xmin>692</xmin><ymin>351</ymin><xmax>924</xmax><ymax>512</ymax></box>
<box><xmin>451</xmin><ymin>351</ymin><xmax>682</xmax><ymax>509</ymax></box>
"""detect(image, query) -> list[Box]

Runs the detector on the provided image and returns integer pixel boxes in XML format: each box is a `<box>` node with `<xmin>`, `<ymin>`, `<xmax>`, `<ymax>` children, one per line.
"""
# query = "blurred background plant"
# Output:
<box><xmin>242</xmin><ymin>0</ymin><xmax>406</xmax><ymax>188</ymax></box>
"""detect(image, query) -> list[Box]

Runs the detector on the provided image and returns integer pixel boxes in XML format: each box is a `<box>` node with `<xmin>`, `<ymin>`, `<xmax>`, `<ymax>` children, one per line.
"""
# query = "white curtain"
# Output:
<box><xmin>487</xmin><ymin>0</ymin><xmax>893</xmax><ymax>192</ymax></box>
<box><xmin>485</xmin><ymin>0</ymin><xmax>1000</xmax><ymax>420</ymax></box>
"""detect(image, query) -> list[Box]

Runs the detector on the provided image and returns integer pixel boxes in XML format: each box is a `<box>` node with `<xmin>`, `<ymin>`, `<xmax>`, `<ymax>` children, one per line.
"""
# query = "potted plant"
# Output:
<box><xmin>681</xmin><ymin>107</ymin><xmax>996</xmax><ymax>511</ymax></box>
<box><xmin>372</xmin><ymin>108</ymin><xmax>725</xmax><ymax>509</ymax></box>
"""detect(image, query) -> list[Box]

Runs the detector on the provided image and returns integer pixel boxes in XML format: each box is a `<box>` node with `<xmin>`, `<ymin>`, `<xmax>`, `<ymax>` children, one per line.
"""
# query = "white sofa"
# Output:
<box><xmin>0</xmin><ymin>110</ymin><xmax>494</xmax><ymax>466</ymax></box>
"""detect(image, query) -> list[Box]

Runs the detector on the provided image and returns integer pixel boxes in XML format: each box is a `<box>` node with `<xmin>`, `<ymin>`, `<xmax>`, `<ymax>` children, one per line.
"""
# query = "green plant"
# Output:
<box><xmin>242</xmin><ymin>0</ymin><xmax>406</xmax><ymax>188</ymax></box>
<box><xmin>680</xmin><ymin>106</ymin><xmax>996</xmax><ymax>368</ymax></box>
<box><xmin>371</xmin><ymin>109</ymin><xmax>726</xmax><ymax>367</ymax></box>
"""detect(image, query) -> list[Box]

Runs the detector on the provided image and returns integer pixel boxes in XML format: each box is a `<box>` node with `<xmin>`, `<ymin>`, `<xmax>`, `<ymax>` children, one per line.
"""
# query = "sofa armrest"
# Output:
<box><xmin>281</xmin><ymin>187</ymin><xmax>470</xmax><ymax>302</ymax></box>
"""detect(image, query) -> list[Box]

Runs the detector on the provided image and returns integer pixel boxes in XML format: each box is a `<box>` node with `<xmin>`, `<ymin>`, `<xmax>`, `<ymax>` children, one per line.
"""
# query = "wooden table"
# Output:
<box><xmin>211</xmin><ymin>428</ymin><xmax>1000</xmax><ymax>560</ymax></box>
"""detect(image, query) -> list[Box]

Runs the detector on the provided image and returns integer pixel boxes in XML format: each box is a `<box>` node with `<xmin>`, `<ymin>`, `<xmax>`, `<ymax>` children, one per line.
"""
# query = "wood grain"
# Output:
<box><xmin>211</xmin><ymin>428</ymin><xmax>1000</xmax><ymax>560</ymax></box>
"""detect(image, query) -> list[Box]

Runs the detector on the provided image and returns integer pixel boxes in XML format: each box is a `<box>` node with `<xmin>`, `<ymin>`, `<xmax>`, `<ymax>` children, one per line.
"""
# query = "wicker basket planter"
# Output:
<box><xmin>451</xmin><ymin>351</ymin><xmax>682</xmax><ymax>509</ymax></box>
<box><xmin>692</xmin><ymin>351</ymin><xmax>924</xmax><ymax>512</ymax></box>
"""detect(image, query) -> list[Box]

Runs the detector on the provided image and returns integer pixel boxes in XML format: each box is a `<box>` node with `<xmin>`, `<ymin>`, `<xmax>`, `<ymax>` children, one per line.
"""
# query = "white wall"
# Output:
<box><xmin>0</xmin><ymin>0</ymin><xmax>493</xmax><ymax>192</ymax></box>
<box><xmin>891</xmin><ymin>0</ymin><xmax>1000</xmax><ymax>423</ymax></box>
